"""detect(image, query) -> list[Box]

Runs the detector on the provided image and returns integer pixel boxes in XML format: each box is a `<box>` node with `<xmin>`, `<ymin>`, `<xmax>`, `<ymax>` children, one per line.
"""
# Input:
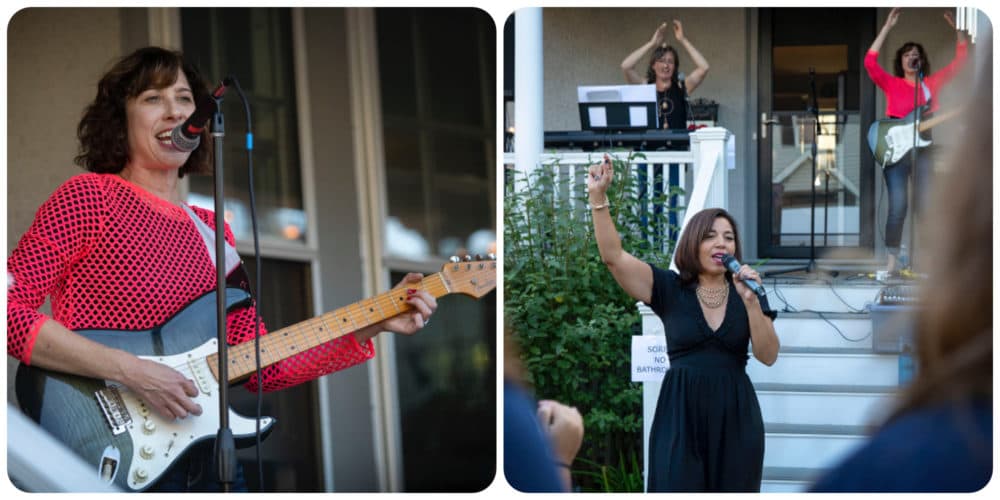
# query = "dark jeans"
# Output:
<box><xmin>148</xmin><ymin>443</ymin><xmax>249</xmax><ymax>492</ymax></box>
<box><xmin>883</xmin><ymin>147</ymin><xmax>934</xmax><ymax>250</ymax></box>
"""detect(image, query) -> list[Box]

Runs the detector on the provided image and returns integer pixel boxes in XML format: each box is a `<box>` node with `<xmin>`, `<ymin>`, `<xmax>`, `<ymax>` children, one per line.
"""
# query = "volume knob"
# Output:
<box><xmin>133</xmin><ymin>468</ymin><xmax>148</xmax><ymax>483</ymax></box>
<box><xmin>142</xmin><ymin>420</ymin><xmax>156</xmax><ymax>435</ymax></box>
<box><xmin>140</xmin><ymin>445</ymin><xmax>155</xmax><ymax>460</ymax></box>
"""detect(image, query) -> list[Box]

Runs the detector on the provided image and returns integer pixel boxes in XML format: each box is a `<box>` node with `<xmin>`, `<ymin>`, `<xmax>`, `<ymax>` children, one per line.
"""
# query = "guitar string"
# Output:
<box><xmin>154</xmin><ymin>272</ymin><xmax>468</xmax><ymax>376</ymax></box>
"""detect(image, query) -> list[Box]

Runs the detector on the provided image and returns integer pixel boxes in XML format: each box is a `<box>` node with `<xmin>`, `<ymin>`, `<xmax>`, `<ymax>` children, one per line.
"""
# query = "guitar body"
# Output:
<box><xmin>867</xmin><ymin>108</ymin><xmax>935</xmax><ymax>167</ymax></box>
<box><xmin>15</xmin><ymin>287</ymin><xmax>275</xmax><ymax>492</ymax></box>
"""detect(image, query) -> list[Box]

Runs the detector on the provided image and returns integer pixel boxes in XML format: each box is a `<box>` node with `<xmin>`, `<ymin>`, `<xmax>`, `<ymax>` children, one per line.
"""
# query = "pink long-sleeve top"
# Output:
<box><xmin>864</xmin><ymin>40</ymin><xmax>968</xmax><ymax>118</ymax></box>
<box><xmin>7</xmin><ymin>173</ymin><xmax>374</xmax><ymax>392</ymax></box>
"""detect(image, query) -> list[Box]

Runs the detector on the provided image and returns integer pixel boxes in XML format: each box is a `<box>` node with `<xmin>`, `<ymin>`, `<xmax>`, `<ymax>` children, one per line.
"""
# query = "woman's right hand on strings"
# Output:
<box><xmin>119</xmin><ymin>355</ymin><xmax>202</xmax><ymax>420</ymax></box>
<box><xmin>586</xmin><ymin>153</ymin><xmax>614</xmax><ymax>202</ymax></box>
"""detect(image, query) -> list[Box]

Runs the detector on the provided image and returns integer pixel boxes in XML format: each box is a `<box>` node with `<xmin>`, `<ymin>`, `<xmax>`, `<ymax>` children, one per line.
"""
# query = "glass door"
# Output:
<box><xmin>757</xmin><ymin>8</ymin><xmax>877</xmax><ymax>258</ymax></box>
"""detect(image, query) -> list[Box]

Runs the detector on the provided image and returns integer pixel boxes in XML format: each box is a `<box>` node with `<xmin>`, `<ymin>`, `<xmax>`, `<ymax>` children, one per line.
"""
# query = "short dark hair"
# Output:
<box><xmin>645</xmin><ymin>45</ymin><xmax>681</xmax><ymax>86</ymax></box>
<box><xmin>672</xmin><ymin>208</ymin><xmax>742</xmax><ymax>286</ymax></box>
<box><xmin>75</xmin><ymin>46</ymin><xmax>212</xmax><ymax>177</ymax></box>
<box><xmin>893</xmin><ymin>42</ymin><xmax>931</xmax><ymax>78</ymax></box>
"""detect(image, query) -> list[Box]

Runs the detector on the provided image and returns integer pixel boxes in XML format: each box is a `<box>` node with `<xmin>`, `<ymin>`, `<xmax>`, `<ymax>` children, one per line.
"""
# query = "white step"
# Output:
<box><xmin>761</xmin><ymin>467</ymin><xmax>822</xmax><ymax>492</ymax></box>
<box><xmin>763</xmin><ymin>428</ymin><xmax>867</xmax><ymax>470</ymax></box>
<box><xmin>765</xmin><ymin>282</ymin><xmax>882</xmax><ymax>314</ymax></box>
<box><xmin>761</xmin><ymin>480</ymin><xmax>809</xmax><ymax>493</ymax></box>
<box><xmin>756</xmin><ymin>384</ymin><xmax>897</xmax><ymax>427</ymax></box>
<box><xmin>773</xmin><ymin>314</ymin><xmax>874</xmax><ymax>350</ymax></box>
<box><xmin>748</xmin><ymin>351</ymin><xmax>899</xmax><ymax>387</ymax></box>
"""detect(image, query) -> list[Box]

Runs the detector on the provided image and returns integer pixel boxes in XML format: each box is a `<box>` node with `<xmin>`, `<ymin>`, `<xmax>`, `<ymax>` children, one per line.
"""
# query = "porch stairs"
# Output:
<box><xmin>750</xmin><ymin>274</ymin><xmax>910</xmax><ymax>492</ymax></box>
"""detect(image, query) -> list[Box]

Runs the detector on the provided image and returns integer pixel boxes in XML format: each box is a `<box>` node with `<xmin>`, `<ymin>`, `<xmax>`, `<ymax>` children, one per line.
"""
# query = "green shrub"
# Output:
<box><xmin>504</xmin><ymin>153</ymin><xmax>684</xmax><ymax>491</ymax></box>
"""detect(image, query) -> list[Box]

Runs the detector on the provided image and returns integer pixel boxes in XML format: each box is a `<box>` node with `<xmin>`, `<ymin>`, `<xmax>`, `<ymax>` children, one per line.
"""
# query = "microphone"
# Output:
<box><xmin>721</xmin><ymin>254</ymin><xmax>766</xmax><ymax>298</ymax></box>
<box><xmin>170</xmin><ymin>79</ymin><xmax>231</xmax><ymax>152</ymax></box>
<box><xmin>910</xmin><ymin>59</ymin><xmax>921</xmax><ymax>71</ymax></box>
<box><xmin>677</xmin><ymin>71</ymin><xmax>686</xmax><ymax>90</ymax></box>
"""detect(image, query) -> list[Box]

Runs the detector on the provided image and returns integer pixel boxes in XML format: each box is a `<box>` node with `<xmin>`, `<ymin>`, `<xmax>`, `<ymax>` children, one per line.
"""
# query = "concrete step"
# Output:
<box><xmin>764</xmin><ymin>281</ymin><xmax>882</xmax><ymax>314</ymax></box>
<box><xmin>760</xmin><ymin>467</ymin><xmax>821</xmax><ymax>493</ymax></box>
<box><xmin>748</xmin><ymin>352</ymin><xmax>899</xmax><ymax>387</ymax></box>
<box><xmin>773</xmin><ymin>313</ymin><xmax>874</xmax><ymax>350</ymax></box>
<box><xmin>756</xmin><ymin>383</ymin><xmax>897</xmax><ymax>427</ymax></box>
<box><xmin>763</xmin><ymin>428</ymin><xmax>867</xmax><ymax>471</ymax></box>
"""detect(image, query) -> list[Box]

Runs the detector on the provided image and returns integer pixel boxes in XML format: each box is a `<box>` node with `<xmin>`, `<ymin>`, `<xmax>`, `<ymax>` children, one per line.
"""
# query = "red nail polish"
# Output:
<box><xmin>407</xmin><ymin>288</ymin><xmax>416</xmax><ymax>294</ymax></box>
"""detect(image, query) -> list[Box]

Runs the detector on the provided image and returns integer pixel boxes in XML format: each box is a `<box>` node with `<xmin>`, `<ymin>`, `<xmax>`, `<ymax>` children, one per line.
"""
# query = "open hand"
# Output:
<box><xmin>884</xmin><ymin>7</ymin><xmax>901</xmax><ymax>30</ymax></box>
<box><xmin>672</xmin><ymin>19</ymin><xmax>686</xmax><ymax>42</ymax></box>
<box><xmin>651</xmin><ymin>22</ymin><xmax>669</xmax><ymax>46</ymax></box>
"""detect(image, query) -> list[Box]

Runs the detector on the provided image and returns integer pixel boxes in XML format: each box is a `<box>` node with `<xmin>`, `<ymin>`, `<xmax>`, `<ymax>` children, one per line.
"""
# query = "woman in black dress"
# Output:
<box><xmin>587</xmin><ymin>154</ymin><xmax>779</xmax><ymax>491</ymax></box>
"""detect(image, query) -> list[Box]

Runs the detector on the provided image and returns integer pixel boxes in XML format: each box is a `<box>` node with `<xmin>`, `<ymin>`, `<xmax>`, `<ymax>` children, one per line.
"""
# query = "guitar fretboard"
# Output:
<box><xmin>208</xmin><ymin>273</ymin><xmax>451</xmax><ymax>383</ymax></box>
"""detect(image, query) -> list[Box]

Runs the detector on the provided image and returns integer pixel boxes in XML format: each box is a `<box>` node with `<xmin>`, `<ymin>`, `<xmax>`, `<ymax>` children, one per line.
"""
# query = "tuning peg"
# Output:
<box><xmin>487</xmin><ymin>253</ymin><xmax>496</xmax><ymax>261</ymax></box>
<box><xmin>474</xmin><ymin>253</ymin><xmax>483</xmax><ymax>261</ymax></box>
<box><xmin>463</xmin><ymin>255</ymin><xmax>473</xmax><ymax>262</ymax></box>
<box><xmin>449</xmin><ymin>256</ymin><xmax>461</xmax><ymax>263</ymax></box>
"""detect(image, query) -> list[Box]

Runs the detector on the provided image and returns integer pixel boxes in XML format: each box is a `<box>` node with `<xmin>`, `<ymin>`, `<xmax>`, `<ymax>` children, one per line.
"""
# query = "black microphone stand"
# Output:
<box><xmin>210</xmin><ymin>84</ymin><xmax>237</xmax><ymax>492</ymax></box>
<box><xmin>768</xmin><ymin>68</ymin><xmax>836</xmax><ymax>279</ymax></box>
<box><xmin>905</xmin><ymin>63</ymin><xmax>923</xmax><ymax>273</ymax></box>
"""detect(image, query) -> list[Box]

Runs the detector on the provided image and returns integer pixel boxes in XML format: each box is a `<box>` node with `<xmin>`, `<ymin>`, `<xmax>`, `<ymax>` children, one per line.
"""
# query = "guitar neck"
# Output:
<box><xmin>918</xmin><ymin>107</ymin><xmax>962</xmax><ymax>132</ymax></box>
<box><xmin>209</xmin><ymin>273</ymin><xmax>451</xmax><ymax>383</ymax></box>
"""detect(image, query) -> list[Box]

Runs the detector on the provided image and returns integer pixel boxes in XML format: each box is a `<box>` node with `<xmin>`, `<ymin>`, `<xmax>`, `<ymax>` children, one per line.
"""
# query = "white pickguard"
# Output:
<box><xmin>106</xmin><ymin>339</ymin><xmax>272</xmax><ymax>490</ymax></box>
<box><xmin>884</xmin><ymin>122</ymin><xmax>932</xmax><ymax>164</ymax></box>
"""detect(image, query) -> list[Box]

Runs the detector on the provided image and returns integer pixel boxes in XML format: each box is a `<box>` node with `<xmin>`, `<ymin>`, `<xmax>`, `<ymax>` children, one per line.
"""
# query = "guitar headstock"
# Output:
<box><xmin>439</xmin><ymin>254</ymin><xmax>497</xmax><ymax>299</ymax></box>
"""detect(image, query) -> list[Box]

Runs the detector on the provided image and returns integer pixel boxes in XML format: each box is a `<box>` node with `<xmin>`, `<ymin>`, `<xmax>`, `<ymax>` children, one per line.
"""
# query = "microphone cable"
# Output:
<box><xmin>227</xmin><ymin>75</ymin><xmax>266</xmax><ymax>492</ymax></box>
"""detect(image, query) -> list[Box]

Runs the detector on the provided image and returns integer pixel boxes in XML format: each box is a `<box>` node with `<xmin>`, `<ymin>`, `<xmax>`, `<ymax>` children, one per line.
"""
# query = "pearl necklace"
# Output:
<box><xmin>696</xmin><ymin>284</ymin><xmax>729</xmax><ymax>309</ymax></box>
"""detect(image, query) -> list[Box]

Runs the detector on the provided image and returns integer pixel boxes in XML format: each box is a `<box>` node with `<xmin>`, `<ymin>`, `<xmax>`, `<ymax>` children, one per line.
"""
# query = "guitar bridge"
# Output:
<box><xmin>95</xmin><ymin>386</ymin><xmax>132</xmax><ymax>435</ymax></box>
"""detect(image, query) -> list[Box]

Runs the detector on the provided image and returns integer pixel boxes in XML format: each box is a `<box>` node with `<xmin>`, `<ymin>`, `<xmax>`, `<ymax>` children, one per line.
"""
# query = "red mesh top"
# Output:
<box><xmin>7</xmin><ymin>173</ymin><xmax>374</xmax><ymax>392</ymax></box>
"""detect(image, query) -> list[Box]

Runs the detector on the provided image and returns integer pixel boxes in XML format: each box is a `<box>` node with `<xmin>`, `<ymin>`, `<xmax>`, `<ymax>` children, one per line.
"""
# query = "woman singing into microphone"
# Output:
<box><xmin>587</xmin><ymin>155</ymin><xmax>779</xmax><ymax>491</ymax></box>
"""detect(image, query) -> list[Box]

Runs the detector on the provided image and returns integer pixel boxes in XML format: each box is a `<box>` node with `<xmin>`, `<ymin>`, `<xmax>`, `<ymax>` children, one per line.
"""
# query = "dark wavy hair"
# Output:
<box><xmin>672</xmin><ymin>208</ymin><xmax>742</xmax><ymax>287</ymax></box>
<box><xmin>645</xmin><ymin>45</ymin><xmax>681</xmax><ymax>86</ymax></box>
<box><xmin>893</xmin><ymin>42</ymin><xmax>931</xmax><ymax>78</ymax></box>
<box><xmin>75</xmin><ymin>46</ymin><xmax>212</xmax><ymax>177</ymax></box>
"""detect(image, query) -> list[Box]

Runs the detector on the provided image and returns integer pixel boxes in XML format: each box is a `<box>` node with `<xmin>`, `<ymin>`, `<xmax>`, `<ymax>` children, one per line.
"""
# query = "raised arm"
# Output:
<box><xmin>621</xmin><ymin>23</ymin><xmax>669</xmax><ymax>84</ymax></box>
<box><xmin>672</xmin><ymin>20</ymin><xmax>710</xmax><ymax>94</ymax></box>
<box><xmin>943</xmin><ymin>10</ymin><xmax>967</xmax><ymax>44</ymax></box>
<box><xmin>587</xmin><ymin>154</ymin><xmax>653</xmax><ymax>303</ymax></box>
<box><xmin>869</xmin><ymin>7</ymin><xmax>901</xmax><ymax>54</ymax></box>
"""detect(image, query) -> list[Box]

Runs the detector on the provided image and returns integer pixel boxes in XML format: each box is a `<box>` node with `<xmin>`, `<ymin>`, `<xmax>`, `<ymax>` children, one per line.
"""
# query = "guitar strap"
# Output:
<box><xmin>180</xmin><ymin>204</ymin><xmax>242</xmax><ymax>275</ymax></box>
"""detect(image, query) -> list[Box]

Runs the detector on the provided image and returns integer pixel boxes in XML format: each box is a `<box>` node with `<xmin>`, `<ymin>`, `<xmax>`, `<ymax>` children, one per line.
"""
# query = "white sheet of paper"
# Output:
<box><xmin>588</xmin><ymin>106</ymin><xmax>607</xmax><ymax>127</ymax></box>
<box><xmin>629</xmin><ymin>106</ymin><xmax>649</xmax><ymax>127</ymax></box>
<box><xmin>631</xmin><ymin>335</ymin><xmax>669</xmax><ymax>382</ymax></box>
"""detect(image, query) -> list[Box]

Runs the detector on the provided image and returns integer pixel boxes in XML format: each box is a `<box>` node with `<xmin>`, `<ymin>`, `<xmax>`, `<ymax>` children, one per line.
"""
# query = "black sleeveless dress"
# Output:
<box><xmin>644</xmin><ymin>264</ymin><xmax>777</xmax><ymax>492</ymax></box>
<box><xmin>656</xmin><ymin>83</ymin><xmax>688</xmax><ymax>130</ymax></box>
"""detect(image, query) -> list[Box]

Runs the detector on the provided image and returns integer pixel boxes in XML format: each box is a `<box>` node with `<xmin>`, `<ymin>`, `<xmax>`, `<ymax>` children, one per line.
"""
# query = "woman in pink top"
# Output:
<box><xmin>864</xmin><ymin>8</ymin><xmax>967</xmax><ymax>273</ymax></box>
<box><xmin>7</xmin><ymin>47</ymin><xmax>437</xmax><ymax>492</ymax></box>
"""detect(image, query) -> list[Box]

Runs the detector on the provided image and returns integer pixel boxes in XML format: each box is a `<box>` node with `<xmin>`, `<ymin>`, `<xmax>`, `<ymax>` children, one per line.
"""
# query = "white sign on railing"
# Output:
<box><xmin>631</xmin><ymin>335</ymin><xmax>670</xmax><ymax>382</ymax></box>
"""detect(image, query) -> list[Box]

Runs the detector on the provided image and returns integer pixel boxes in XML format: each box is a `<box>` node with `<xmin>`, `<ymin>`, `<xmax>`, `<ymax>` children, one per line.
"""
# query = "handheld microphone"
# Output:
<box><xmin>677</xmin><ymin>71</ymin><xmax>686</xmax><ymax>90</ymax></box>
<box><xmin>721</xmin><ymin>254</ymin><xmax>766</xmax><ymax>298</ymax></box>
<box><xmin>170</xmin><ymin>79</ymin><xmax>231</xmax><ymax>152</ymax></box>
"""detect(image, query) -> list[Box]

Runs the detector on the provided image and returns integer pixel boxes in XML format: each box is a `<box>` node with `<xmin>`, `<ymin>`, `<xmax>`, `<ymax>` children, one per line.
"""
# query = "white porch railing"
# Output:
<box><xmin>503</xmin><ymin>127</ymin><xmax>732</xmax><ymax>262</ymax></box>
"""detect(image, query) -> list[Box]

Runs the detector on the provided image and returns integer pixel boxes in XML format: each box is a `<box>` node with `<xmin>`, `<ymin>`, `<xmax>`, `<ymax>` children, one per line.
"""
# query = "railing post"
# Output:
<box><xmin>638</xmin><ymin>302</ymin><xmax>665</xmax><ymax>492</ymax></box>
<box><xmin>513</xmin><ymin>8</ymin><xmax>543</xmax><ymax>182</ymax></box>
<box><xmin>670</xmin><ymin>127</ymin><xmax>731</xmax><ymax>269</ymax></box>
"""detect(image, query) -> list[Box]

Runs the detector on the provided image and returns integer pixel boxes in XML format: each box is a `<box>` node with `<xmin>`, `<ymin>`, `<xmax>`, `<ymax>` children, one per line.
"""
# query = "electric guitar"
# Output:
<box><xmin>866</xmin><ymin>106</ymin><xmax>962</xmax><ymax>167</ymax></box>
<box><xmin>14</xmin><ymin>257</ymin><xmax>496</xmax><ymax>491</ymax></box>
